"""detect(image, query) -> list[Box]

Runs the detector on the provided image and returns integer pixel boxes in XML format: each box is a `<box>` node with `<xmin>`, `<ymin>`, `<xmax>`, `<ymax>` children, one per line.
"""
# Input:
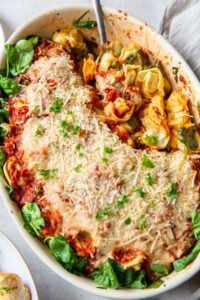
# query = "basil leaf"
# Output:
<box><xmin>0</xmin><ymin>76</ymin><xmax>20</xmax><ymax>95</ymax></box>
<box><xmin>150</xmin><ymin>263</ymin><xmax>169</xmax><ymax>275</ymax></box>
<box><xmin>74</xmin><ymin>20</ymin><xmax>97</xmax><ymax>28</ymax></box>
<box><xmin>0</xmin><ymin>148</ymin><xmax>6</xmax><ymax>177</ymax></box>
<box><xmin>129</xmin><ymin>270</ymin><xmax>147</xmax><ymax>289</ymax></box>
<box><xmin>178</xmin><ymin>127</ymin><xmax>198</xmax><ymax>151</ymax></box>
<box><xmin>192</xmin><ymin>211</ymin><xmax>200</xmax><ymax>240</ymax></box>
<box><xmin>21</xmin><ymin>202</ymin><xmax>45</xmax><ymax>237</ymax></box>
<box><xmin>4</xmin><ymin>39</ymin><xmax>34</xmax><ymax>76</ymax></box>
<box><xmin>91</xmin><ymin>259</ymin><xmax>120</xmax><ymax>289</ymax></box>
<box><xmin>173</xmin><ymin>241</ymin><xmax>200</xmax><ymax>272</ymax></box>
<box><xmin>148</xmin><ymin>280</ymin><xmax>164</xmax><ymax>288</ymax></box>
<box><xmin>49</xmin><ymin>235</ymin><xmax>88</xmax><ymax>274</ymax></box>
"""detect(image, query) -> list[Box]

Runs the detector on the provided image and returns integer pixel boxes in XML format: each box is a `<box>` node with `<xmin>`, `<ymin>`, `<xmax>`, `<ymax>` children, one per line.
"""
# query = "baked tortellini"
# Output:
<box><xmin>166</xmin><ymin>91</ymin><xmax>200</xmax><ymax>151</ymax></box>
<box><xmin>52</xmin><ymin>28</ymin><xmax>85</xmax><ymax>49</ymax></box>
<box><xmin>141</xmin><ymin>95</ymin><xmax>170</xmax><ymax>149</ymax></box>
<box><xmin>104</xmin><ymin>97</ymin><xmax>135</xmax><ymax>122</ymax></box>
<box><xmin>135</xmin><ymin>67</ymin><xmax>170</xmax><ymax>98</ymax></box>
<box><xmin>83</xmin><ymin>53</ymin><xmax>96</xmax><ymax>83</ymax></box>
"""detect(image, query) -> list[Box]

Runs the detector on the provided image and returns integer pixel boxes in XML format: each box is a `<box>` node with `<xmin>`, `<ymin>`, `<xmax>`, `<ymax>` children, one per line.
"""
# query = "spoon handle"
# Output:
<box><xmin>92</xmin><ymin>0</ymin><xmax>107</xmax><ymax>45</ymax></box>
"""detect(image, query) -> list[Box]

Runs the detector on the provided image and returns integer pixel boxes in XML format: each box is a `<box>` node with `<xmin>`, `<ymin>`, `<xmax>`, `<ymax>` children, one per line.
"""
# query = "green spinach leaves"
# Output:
<box><xmin>22</xmin><ymin>202</ymin><xmax>45</xmax><ymax>237</ymax></box>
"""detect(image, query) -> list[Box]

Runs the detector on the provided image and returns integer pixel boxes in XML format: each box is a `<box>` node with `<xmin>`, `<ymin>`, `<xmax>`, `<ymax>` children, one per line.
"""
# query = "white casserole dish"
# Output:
<box><xmin>0</xmin><ymin>5</ymin><xmax>200</xmax><ymax>299</ymax></box>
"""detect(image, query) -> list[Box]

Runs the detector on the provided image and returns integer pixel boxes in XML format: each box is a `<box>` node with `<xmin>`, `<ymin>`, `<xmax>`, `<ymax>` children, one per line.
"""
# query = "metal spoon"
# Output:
<box><xmin>92</xmin><ymin>0</ymin><xmax>107</xmax><ymax>45</ymax></box>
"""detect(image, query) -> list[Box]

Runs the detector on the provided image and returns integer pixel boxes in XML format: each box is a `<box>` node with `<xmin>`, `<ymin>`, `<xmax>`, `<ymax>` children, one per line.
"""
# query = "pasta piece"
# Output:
<box><xmin>98</xmin><ymin>52</ymin><xmax>117</xmax><ymax>71</ymax></box>
<box><xmin>141</xmin><ymin>95</ymin><xmax>170</xmax><ymax>149</ymax></box>
<box><xmin>119</xmin><ymin>42</ymin><xmax>141</xmax><ymax>63</ymax></box>
<box><xmin>104</xmin><ymin>97</ymin><xmax>135</xmax><ymax>122</ymax></box>
<box><xmin>52</xmin><ymin>28</ymin><xmax>85</xmax><ymax>49</ymax></box>
<box><xmin>135</xmin><ymin>67</ymin><xmax>170</xmax><ymax>98</ymax></box>
<box><xmin>82</xmin><ymin>53</ymin><xmax>96</xmax><ymax>83</ymax></box>
<box><xmin>112</xmin><ymin>248</ymin><xmax>146</xmax><ymax>270</ymax></box>
<box><xmin>108</xmin><ymin>41</ymin><xmax>123</xmax><ymax>57</ymax></box>
<box><xmin>123</xmin><ymin>64</ymin><xmax>142</xmax><ymax>87</ymax></box>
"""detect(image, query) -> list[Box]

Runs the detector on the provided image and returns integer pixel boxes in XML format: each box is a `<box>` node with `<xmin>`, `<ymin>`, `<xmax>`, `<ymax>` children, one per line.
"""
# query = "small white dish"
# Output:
<box><xmin>0</xmin><ymin>231</ymin><xmax>39</xmax><ymax>300</ymax></box>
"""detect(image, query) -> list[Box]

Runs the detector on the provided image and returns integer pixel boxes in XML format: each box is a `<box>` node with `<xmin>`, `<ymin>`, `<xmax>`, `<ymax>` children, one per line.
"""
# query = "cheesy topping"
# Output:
<box><xmin>12</xmin><ymin>50</ymin><xmax>199</xmax><ymax>269</ymax></box>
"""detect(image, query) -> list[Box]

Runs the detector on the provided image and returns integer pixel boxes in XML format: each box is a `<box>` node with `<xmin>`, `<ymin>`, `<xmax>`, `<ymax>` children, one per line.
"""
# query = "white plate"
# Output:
<box><xmin>0</xmin><ymin>23</ymin><xmax>5</xmax><ymax>51</ymax></box>
<box><xmin>0</xmin><ymin>231</ymin><xmax>39</xmax><ymax>300</ymax></box>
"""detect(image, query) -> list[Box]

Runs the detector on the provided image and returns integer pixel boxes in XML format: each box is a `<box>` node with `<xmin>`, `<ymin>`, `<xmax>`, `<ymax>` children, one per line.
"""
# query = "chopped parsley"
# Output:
<box><xmin>71</xmin><ymin>122</ymin><xmax>81</xmax><ymax>135</ymax></box>
<box><xmin>141</xmin><ymin>154</ymin><xmax>154</xmax><ymax>168</ymax></box>
<box><xmin>103</xmin><ymin>146</ymin><xmax>113</xmax><ymax>154</ymax></box>
<box><xmin>35</xmin><ymin>186</ymin><xmax>43</xmax><ymax>194</ymax></box>
<box><xmin>35</xmin><ymin>123</ymin><xmax>43</xmax><ymax>136</ymax></box>
<box><xmin>67</xmin><ymin>110</ymin><xmax>73</xmax><ymax>115</ymax></box>
<box><xmin>144</xmin><ymin>173</ymin><xmax>155</xmax><ymax>186</ymax></box>
<box><xmin>76</xmin><ymin>143</ymin><xmax>82</xmax><ymax>150</ymax></box>
<box><xmin>50</xmin><ymin>97</ymin><xmax>64</xmax><ymax>113</ymax></box>
<box><xmin>79</xmin><ymin>152</ymin><xmax>84</xmax><ymax>157</ymax></box>
<box><xmin>102</xmin><ymin>157</ymin><xmax>108</xmax><ymax>163</ymax></box>
<box><xmin>124</xmin><ymin>217</ymin><xmax>132</xmax><ymax>225</ymax></box>
<box><xmin>133</xmin><ymin>187</ymin><xmax>146</xmax><ymax>198</ymax></box>
<box><xmin>39</xmin><ymin>169</ymin><xmax>58</xmax><ymax>179</ymax></box>
<box><xmin>138</xmin><ymin>215</ymin><xmax>147</xmax><ymax>229</ymax></box>
<box><xmin>96</xmin><ymin>208</ymin><xmax>114</xmax><ymax>220</ymax></box>
<box><xmin>144</xmin><ymin>134</ymin><xmax>158</xmax><ymax>146</ymax></box>
<box><xmin>168</xmin><ymin>180</ymin><xmax>178</xmax><ymax>199</ymax></box>
<box><xmin>117</xmin><ymin>194</ymin><xmax>128</xmax><ymax>208</ymax></box>
<box><xmin>60</xmin><ymin>120</ymin><xmax>68</xmax><ymax>137</ymax></box>
<box><xmin>74</xmin><ymin>164</ymin><xmax>82</xmax><ymax>172</ymax></box>
<box><xmin>34</xmin><ymin>105</ymin><xmax>40</xmax><ymax>114</ymax></box>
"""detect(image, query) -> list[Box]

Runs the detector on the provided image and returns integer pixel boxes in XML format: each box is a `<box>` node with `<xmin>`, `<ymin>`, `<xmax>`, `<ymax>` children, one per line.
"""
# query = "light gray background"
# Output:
<box><xmin>0</xmin><ymin>1</ymin><xmax>199</xmax><ymax>299</ymax></box>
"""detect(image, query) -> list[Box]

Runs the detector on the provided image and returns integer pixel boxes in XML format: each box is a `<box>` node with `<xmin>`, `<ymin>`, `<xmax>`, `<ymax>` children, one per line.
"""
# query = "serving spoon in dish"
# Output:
<box><xmin>92</xmin><ymin>0</ymin><xmax>107</xmax><ymax>45</ymax></box>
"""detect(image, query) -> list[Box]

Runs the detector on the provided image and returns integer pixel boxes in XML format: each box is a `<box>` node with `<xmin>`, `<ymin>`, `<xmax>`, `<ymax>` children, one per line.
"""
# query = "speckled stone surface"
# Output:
<box><xmin>0</xmin><ymin>1</ymin><xmax>199</xmax><ymax>299</ymax></box>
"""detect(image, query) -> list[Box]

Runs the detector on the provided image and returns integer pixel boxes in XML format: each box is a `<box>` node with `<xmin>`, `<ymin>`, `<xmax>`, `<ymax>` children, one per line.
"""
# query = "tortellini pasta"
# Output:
<box><xmin>52</xmin><ymin>28</ymin><xmax>85</xmax><ymax>49</ymax></box>
<box><xmin>118</xmin><ymin>42</ymin><xmax>141</xmax><ymax>63</ymax></box>
<box><xmin>82</xmin><ymin>54</ymin><xmax>96</xmax><ymax>83</ymax></box>
<box><xmin>141</xmin><ymin>95</ymin><xmax>170</xmax><ymax>149</ymax></box>
<box><xmin>166</xmin><ymin>91</ymin><xmax>200</xmax><ymax>151</ymax></box>
<box><xmin>135</xmin><ymin>67</ymin><xmax>170</xmax><ymax>98</ymax></box>
<box><xmin>123</xmin><ymin>64</ymin><xmax>142</xmax><ymax>87</ymax></box>
<box><xmin>104</xmin><ymin>97</ymin><xmax>135</xmax><ymax>122</ymax></box>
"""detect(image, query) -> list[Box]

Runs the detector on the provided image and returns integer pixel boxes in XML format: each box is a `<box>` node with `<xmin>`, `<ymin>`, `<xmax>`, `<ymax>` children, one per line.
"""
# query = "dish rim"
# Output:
<box><xmin>0</xmin><ymin>4</ymin><xmax>200</xmax><ymax>299</ymax></box>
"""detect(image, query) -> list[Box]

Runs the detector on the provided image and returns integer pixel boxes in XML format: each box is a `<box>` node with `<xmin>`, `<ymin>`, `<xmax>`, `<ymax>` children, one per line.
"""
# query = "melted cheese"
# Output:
<box><xmin>15</xmin><ymin>51</ymin><xmax>199</xmax><ymax>268</ymax></box>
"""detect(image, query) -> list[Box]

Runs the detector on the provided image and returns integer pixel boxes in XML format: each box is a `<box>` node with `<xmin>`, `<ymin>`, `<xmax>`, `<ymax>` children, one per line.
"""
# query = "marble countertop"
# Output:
<box><xmin>0</xmin><ymin>1</ymin><xmax>199</xmax><ymax>299</ymax></box>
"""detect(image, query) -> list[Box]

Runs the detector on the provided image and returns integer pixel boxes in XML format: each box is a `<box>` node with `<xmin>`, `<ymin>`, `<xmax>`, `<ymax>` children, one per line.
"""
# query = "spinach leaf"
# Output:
<box><xmin>148</xmin><ymin>280</ymin><xmax>164</xmax><ymax>288</ymax></box>
<box><xmin>0</xmin><ymin>76</ymin><xmax>20</xmax><ymax>95</ymax></box>
<box><xmin>4</xmin><ymin>39</ymin><xmax>34</xmax><ymax>76</ymax></box>
<box><xmin>124</xmin><ymin>268</ymin><xmax>136</xmax><ymax>287</ymax></box>
<box><xmin>150</xmin><ymin>263</ymin><xmax>169</xmax><ymax>275</ymax></box>
<box><xmin>74</xmin><ymin>10</ymin><xmax>97</xmax><ymax>28</ymax></box>
<box><xmin>129</xmin><ymin>270</ymin><xmax>147</xmax><ymax>289</ymax></box>
<box><xmin>48</xmin><ymin>235</ymin><xmax>88</xmax><ymax>274</ymax></box>
<box><xmin>28</xmin><ymin>36</ymin><xmax>39</xmax><ymax>47</ymax></box>
<box><xmin>0</xmin><ymin>109</ymin><xmax>9</xmax><ymax>123</ymax></box>
<box><xmin>6</xmin><ymin>184</ymin><xmax>14</xmax><ymax>195</ymax></box>
<box><xmin>178</xmin><ymin>127</ymin><xmax>198</xmax><ymax>151</ymax></box>
<box><xmin>74</xmin><ymin>20</ymin><xmax>97</xmax><ymax>28</ymax></box>
<box><xmin>91</xmin><ymin>259</ymin><xmax>120</xmax><ymax>289</ymax></box>
<box><xmin>0</xmin><ymin>148</ymin><xmax>6</xmax><ymax>177</ymax></box>
<box><xmin>173</xmin><ymin>241</ymin><xmax>200</xmax><ymax>272</ymax></box>
<box><xmin>192</xmin><ymin>211</ymin><xmax>200</xmax><ymax>240</ymax></box>
<box><xmin>0</xmin><ymin>98</ymin><xmax>6</xmax><ymax>109</ymax></box>
<box><xmin>0</xmin><ymin>123</ymin><xmax>9</xmax><ymax>137</ymax></box>
<box><xmin>21</xmin><ymin>202</ymin><xmax>45</xmax><ymax>237</ymax></box>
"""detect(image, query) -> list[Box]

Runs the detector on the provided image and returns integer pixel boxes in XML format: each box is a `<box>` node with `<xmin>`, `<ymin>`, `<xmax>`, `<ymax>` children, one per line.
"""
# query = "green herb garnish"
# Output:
<box><xmin>178</xmin><ymin>126</ymin><xmax>198</xmax><ymax>151</ymax></box>
<box><xmin>150</xmin><ymin>263</ymin><xmax>169</xmax><ymax>275</ymax></box>
<box><xmin>21</xmin><ymin>202</ymin><xmax>45</xmax><ymax>237</ymax></box>
<box><xmin>96</xmin><ymin>208</ymin><xmax>114</xmax><ymax>220</ymax></box>
<box><xmin>50</xmin><ymin>97</ymin><xmax>64</xmax><ymax>113</ymax></box>
<box><xmin>124</xmin><ymin>217</ymin><xmax>132</xmax><ymax>225</ymax></box>
<box><xmin>0</xmin><ymin>148</ymin><xmax>6</xmax><ymax>177</ymax></box>
<box><xmin>35</xmin><ymin>123</ymin><xmax>43</xmax><ymax>136</ymax></box>
<box><xmin>138</xmin><ymin>215</ymin><xmax>147</xmax><ymax>229</ymax></box>
<box><xmin>144</xmin><ymin>134</ymin><xmax>158</xmax><ymax>146</ymax></box>
<box><xmin>103</xmin><ymin>146</ymin><xmax>113</xmax><ymax>154</ymax></box>
<box><xmin>141</xmin><ymin>154</ymin><xmax>154</xmax><ymax>168</ymax></box>
<box><xmin>71</xmin><ymin>122</ymin><xmax>81</xmax><ymax>135</ymax></box>
<box><xmin>60</xmin><ymin>120</ymin><xmax>68</xmax><ymax>137</ymax></box>
<box><xmin>192</xmin><ymin>211</ymin><xmax>200</xmax><ymax>240</ymax></box>
<box><xmin>144</xmin><ymin>173</ymin><xmax>155</xmax><ymax>186</ymax></box>
<box><xmin>167</xmin><ymin>180</ymin><xmax>178</xmax><ymax>199</ymax></box>
<box><xmin>74</xmin><ymin>164</ymin><xmax>82</xmax><ymax>172</ymax></box>
<box><xmin>0</xmin><ymin>76</ymin><xmax>20</xmax><ymax>95</ymax></box>
<box><xmin>39</xmin><ymin>169</ymin><xmax>58</xmax><ymax>179</ymax></box>
<box><xmin>133</xmin><ymin>187</ymin><xmax>146</xmax><ymax>198</ymax></box>
<box><xmin>48</xmin><ymin>234</ymin><xmax>88</xmax><ymax>274</ymax></box>
<box><xmin>173</xmin><ymin>241</ymin><xmax>200</xmax><ymax>272</ymax></box>
<box><xmin>102</xmin><ymin>157</ymin><xmax>108</xmax><ymax>163</ymax></box>
<box><xmin>76</xmin><ymin>143</ymin><xmax>82</xmax><ymax>150</ymax></box>
<box><xmin>117</xmin><ymin>194</ymin><xmax>128</xmax><ymax>208</ymax></box>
